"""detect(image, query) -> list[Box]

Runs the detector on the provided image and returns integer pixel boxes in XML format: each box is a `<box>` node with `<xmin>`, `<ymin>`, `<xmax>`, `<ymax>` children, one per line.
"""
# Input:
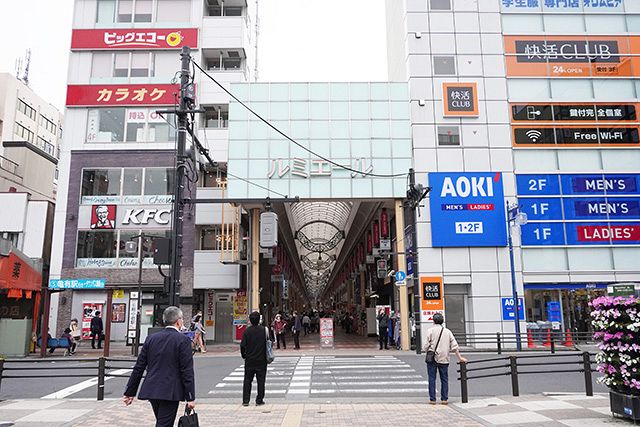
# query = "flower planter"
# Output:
<box><xmin>610</xmin><ymin>390</ymin><xmax>640</xmax><ymax>421</ymax></box>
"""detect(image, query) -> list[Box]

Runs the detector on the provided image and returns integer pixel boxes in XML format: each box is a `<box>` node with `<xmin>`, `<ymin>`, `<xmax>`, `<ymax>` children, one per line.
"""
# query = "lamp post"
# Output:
<box><xmin>125</xmin><ymin>233</ymin><xmax>146</xmax><ymax>357</ymax></box>
<box><xmin>506</xmin><ymin>201</ymin><xmax>527</xmax><ymax>352</ymax></box>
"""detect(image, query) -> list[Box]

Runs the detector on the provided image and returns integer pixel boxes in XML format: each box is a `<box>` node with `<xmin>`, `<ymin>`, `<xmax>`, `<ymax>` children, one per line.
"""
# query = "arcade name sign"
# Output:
<box><xmin>78</xmin><ymin>204</ymin><xmax>172</xmax><ymax>230</ymax></box>
<box><xmin>504</xmin><ymin>36</ymin><xmax>640</xmax><ymax>77</ymax></box>
<box><xmin>266</xmin><ymin>157</ymin><xmax>374</xmax><ymax>179</ymax></box>
<box><xmin>71</xmin><ymin>28</ymin><xmax>198</xmax><ymax>50</ymax></box>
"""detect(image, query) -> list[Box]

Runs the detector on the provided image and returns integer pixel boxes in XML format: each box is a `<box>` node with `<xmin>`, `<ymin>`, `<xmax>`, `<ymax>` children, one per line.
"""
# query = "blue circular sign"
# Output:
<box><xmin>395</xmin><ymin>271</ymin><xmax>406</xmax><ymax>282</ymax></box>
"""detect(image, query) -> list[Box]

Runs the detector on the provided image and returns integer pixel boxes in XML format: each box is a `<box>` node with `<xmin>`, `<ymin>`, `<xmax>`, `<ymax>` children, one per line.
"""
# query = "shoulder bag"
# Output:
<box><xmin>177</xmin><ymin>404</ymin><xmax>199</xmax><ymax>427</ymax></box>
<box><xmin>425</xmin><ymin>326</ymin><xmax>444</xmax><ymax>364</ymax></box>
<box><xmin>265</xmin><ymin>327</ymin><xmax>275</xmax><ymax>364</ymax></box>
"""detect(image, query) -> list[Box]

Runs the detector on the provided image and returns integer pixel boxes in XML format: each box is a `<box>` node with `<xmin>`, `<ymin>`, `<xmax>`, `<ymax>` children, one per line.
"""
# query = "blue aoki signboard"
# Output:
<box><xmin>502</xmin><ymin>297</ymin><xmax>525</xmax><ymax>321</ymax></box>
<box><xmin>48</xmin><ymin>279</ymin><xmax>106</xmax><ymax>289</ymax></box>
<box><xmin>516</xmin><ymin>174</ymin><xmax>640</xmax><ymax>246</ymax></box>
<box><xmin>428</xmin><ymin>172</ymin><xmax>507</xmax><ymax>247</ymax></box>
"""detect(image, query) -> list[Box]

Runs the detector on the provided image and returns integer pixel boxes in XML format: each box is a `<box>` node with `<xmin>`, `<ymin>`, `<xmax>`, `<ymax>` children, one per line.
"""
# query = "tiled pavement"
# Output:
<box><xmin>454</xmin><ymin>393</ymin><xmax>631</xmax><ymax>426</ymax></box>
<box><xmin>0</xmin><ymin>394</ymin><xmax>633</xmax><ymax>426</ymax></box>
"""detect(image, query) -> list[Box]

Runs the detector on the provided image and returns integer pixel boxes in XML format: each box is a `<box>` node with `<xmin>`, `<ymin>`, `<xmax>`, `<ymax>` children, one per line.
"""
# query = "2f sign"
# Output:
<box><xmin>529</xmin><ymin>178</ymin><xmax>547</xmax><ymax>192</ymax></box>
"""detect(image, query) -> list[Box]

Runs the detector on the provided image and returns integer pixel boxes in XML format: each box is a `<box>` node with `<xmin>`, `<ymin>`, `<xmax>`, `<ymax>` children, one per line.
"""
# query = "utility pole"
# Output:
<box><xmin>406</xmin><ymin>168</ymin><xmax>430</xmax><ymax>354</ymax></box>
<box><xmin>169</xmin><ymin>46</ymin><xmax>193</xmax><ymax>307</ymax></box>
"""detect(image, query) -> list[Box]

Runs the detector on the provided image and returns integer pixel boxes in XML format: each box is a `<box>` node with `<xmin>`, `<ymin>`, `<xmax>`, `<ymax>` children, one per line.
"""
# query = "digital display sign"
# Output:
<box><xmin>429</xmin><ymin>172</ymin><xmax>507</xmax><ymax>247</ymax></box>
<box><xmin>517</xmin><ymin>174</ymin><xmax>640</xmax><ymax>246</ymax></box>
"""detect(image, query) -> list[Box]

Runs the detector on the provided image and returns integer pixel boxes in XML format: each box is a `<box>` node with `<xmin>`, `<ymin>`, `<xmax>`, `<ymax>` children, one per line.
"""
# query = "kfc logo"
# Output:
<box><xmin>91</xmin><ymin>205</ymin><xmax>117</xmax><ymax>229</ymax></box>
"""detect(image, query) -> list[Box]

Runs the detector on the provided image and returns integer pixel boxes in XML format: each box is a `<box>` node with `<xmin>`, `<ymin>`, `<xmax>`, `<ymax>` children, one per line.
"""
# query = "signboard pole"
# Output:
<box><xmin>506</xmin><ymin>201</ymin><xmax>523</xmax><ymax>351</ymax></box>
<box><xmin>395</xmin><ymin>200</ymin><xmax>411</xmax><ymax>351</ymax></box>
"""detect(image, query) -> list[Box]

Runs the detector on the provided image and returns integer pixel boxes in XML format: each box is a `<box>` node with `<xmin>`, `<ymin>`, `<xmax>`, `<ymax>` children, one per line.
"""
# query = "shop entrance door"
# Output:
<box><xmin>215</xmin><ymin>300</ymin><xmax>233</xmax><ymax>343</ymax></box>
<box><xmin>445</xmin><ymin>293</ymin><xmax>466</xmax><ymax>345</ymax></box>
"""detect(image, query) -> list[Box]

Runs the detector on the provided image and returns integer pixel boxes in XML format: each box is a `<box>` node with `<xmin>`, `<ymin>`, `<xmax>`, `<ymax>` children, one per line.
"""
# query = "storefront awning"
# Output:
<box><xmin>524</xmin><ymin>283</ymin><xmax>609</xmax><ymax>290</ymax></box>
<box><xmin>0</xmin><ymin>251</ymin><xmax>42</xmax><ymax>292</ymax></box>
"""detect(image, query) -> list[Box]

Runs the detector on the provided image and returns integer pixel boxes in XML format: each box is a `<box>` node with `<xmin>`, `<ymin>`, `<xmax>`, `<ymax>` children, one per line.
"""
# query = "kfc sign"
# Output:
<box><xmin>71</xmin><ymin>28</ymin><xmax>198</xmax><ymax>50</ymax></box>
<box><xmin>122</xmin><ymin>208</ymin><xmax>171</xmax><ymax>225</ymax></box>
<box><xmin>66</xmin><ymin>84</ymin><xmax>179</xmax><ymax>107</ymax></box>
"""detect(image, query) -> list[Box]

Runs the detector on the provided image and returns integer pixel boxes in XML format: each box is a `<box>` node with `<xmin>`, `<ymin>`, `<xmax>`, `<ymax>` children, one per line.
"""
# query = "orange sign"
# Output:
<box><xmin>420</xmin><ymin>276</ymin><xmax>444</xmax><ymax>311</ymax></box>
<box><xmin>504</xmin><ymin>36</ymin><xmax>640</xmax><ymax>77</ymax></box>
<box><xmin>0</xmin><ymin>252</ymin><xmax>42</xmax><ymax>292</ymax></box>
<box><xmin>443</xmin><ymin>83</ymin><xmax>479</xmax><ymax>117</ymax></box>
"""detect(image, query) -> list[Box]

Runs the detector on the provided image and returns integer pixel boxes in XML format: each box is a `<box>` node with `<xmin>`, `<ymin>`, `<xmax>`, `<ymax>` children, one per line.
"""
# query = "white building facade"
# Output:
<box><xmin>386</xmin><ymin>0</ymin><xmax>640</xmax><ymax>344</ymax></box>
<box><xmin>49</xmin><ymin>0</ymin><xmax>255</xmax><ymax>342</ymax></box>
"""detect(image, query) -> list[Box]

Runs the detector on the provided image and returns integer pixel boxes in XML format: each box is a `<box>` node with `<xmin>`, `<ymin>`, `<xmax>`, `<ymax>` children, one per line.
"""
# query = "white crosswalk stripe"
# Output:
<box><xmin>207</xmin><ymin>356</ymin><xmax>428</xmax><ymax>399</ymax></box>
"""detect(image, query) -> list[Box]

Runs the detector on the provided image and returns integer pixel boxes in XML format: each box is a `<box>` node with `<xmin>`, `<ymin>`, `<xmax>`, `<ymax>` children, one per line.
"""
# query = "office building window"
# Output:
<box><xmin>144</xmin><ymin>168</ymin><xmax>174</xmax><ymax>195</ymax></box>
<box><xmin>437</xmin><ymin>126</ymin><xmax>460</xmax><ymax>146</ymax></box>
<box><xmin>87</xmin><ymin>108</ymin><xmax>175</xmax><ymax>143</ymax></box>
<box><xmin>15</xmin><ymin>123</ymin><xmax>35</xmax><ymax>143</ymax></box>
<box><xmin>96</xmin><ymin>0</ymin><xmax>189</xmax><ymax>23</ymax></box>
<box><xmin>17</xmin><ymin>99</ymin><xmax>37</xmax><ymax>121</ymax></box>
<box><xmin>77</xmin><ymin>231</ymin><xmax>117</xmax><ymax>259</ymax></box>
<box><xmin>433</xmin><ymin>56</ymin><xmax>456</xmax><ymax>75</ymax></box>
<box><xmin>81</xmin><ymin>169</ymin><xmax>122</xmax><ymax>198</ymax></box>
<box><xmin>39</xmin><ymin>115</ymin><xmax>57</xmax><ymax>134</ymax></box>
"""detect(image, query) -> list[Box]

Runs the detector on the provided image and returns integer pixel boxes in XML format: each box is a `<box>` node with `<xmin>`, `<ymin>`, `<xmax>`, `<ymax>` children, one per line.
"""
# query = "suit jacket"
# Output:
<box><xmin>124</xmin><ymin>327</ymin><xmax>195</xmax><ymax>402</ymax></box>
<box><xmin>240</xmin><ymin>325</ymin><xmax>267</xmax><ymax>369</ymax></box>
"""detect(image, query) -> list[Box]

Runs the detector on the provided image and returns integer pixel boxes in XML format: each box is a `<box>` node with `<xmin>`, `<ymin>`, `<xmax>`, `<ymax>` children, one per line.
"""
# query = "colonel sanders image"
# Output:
<box><xmin>90</xmin><ymin>205</ymin><xmax>116</xmax><ymax>229</ymax></box>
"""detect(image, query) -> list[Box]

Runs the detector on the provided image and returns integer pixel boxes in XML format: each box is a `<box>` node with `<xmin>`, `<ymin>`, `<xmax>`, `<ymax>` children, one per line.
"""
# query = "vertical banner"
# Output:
<box><xmin>320</xmin><ymin>318</ymin><xmax>334</xmax><ymax>348</ymax></box>
<box><xmin>233</xmin><ymin>290</ymin><xmax>248</xmax><ymax>341</ymax></box>
<box><xmin>82</xmin><ymin>303</ymin><xmax>104</xmax><ymax>340</ymax></box>
<box><xmin>420</xmin><ymin>277</ymin><xmax>444</xmax><ymax>322</ymax></box>
<box><xmin>205</xmin><ymin>290</ymin><xmax>215</xmax><ymax>328</ymax></box>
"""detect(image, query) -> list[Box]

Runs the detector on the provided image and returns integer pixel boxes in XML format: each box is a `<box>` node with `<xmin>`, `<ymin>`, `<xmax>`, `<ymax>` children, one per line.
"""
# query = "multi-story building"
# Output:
<box><xmin>49</xmin><ymin>0</ymin><xmax>256</xmax><ymax>343</ymax></box>
<box><xmin>386</xmin><ymin>0</ymin><xmax>640</xmax><ymax>343</ymax></box>
<box><xmin>0</xmin><ymin>72</ymin><xmax>63</xmax><ymax>202</ymax></box>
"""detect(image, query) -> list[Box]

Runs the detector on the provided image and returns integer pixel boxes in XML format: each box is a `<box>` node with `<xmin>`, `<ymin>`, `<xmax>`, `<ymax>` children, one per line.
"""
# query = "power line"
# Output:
<box><xmin>191</xmin><ymin>60</ymin><xmax>408</xmax><ymax>179</ymax></box>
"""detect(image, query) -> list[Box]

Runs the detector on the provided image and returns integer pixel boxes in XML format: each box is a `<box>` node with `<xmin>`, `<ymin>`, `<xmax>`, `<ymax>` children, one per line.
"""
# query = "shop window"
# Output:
<box><xmin>77</xmin><ymin>231</ymin><xmax>118</xmax><ymax>259</ymax></box>
<box><xmin>122</xmin><ymin>168</ymin><xmax>143</xmax><ymax>195</ymax></box>
<box><xmin>433</xmin><ymin>56</ymin><xmax>456</xmax><ymax>75</ymax></box>
<box><xmin>81</xmin><ymin>169</ymin><xmax>122</xmax><ymax>198</ymax></box>
<box><xmin>97</xmin><ymin>108</ymin><xmax>126</xmax><ymax>142</ymax></box>
<box><xmin>437</xmin><ymin>126</ymin><xmax>460</xmax><ymax>146</ymax></box>
<box><xmin>88</xmin><ymin>108</ymin><xmax>174</xmax><ymax>143</ymax></box>
<box><xmin>144</xmin><ymin>168</ymin><xmax>174</xmax><ymax>195</ymax></box>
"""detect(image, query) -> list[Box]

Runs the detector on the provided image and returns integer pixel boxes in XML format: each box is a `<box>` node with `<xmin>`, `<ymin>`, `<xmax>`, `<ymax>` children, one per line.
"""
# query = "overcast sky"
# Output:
<box><xmin>0</xmin><ymin>0</ymin><xmax>387</xmax><ymax>110</ymax></box>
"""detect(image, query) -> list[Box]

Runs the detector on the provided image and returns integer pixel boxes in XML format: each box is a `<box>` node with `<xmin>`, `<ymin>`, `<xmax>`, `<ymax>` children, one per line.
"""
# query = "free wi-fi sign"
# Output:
<box><xmin>513</xmin><ymin>127</ymin><xmax>553</xmax><ymax>145</ymax></box>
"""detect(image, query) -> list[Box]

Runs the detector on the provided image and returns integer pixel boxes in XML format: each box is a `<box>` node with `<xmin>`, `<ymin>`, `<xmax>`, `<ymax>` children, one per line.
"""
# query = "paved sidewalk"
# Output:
<box><xmin>0</xmin><ymin>394</ymin><xmax>632</xmax><ymax>427</ymax></box>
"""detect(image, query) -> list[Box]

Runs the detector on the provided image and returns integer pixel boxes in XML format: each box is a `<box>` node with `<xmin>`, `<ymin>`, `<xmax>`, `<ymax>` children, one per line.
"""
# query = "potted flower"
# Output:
<box><xmin>591</xmin><ymin>295</ymin><xmax>640</xmax><ymax>421</ymax></box>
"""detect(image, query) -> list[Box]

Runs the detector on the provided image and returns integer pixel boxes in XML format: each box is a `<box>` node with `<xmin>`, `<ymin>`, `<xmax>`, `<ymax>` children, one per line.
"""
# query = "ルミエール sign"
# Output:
<box><xmin>428</xmin><ymin>172</ymin><xmax>507</xmax><ymax>247</ymax></box>
<box><xmin>442</xmin><ymin>83</ymin><xmax>479</xmax><ymax>117</ymax></box>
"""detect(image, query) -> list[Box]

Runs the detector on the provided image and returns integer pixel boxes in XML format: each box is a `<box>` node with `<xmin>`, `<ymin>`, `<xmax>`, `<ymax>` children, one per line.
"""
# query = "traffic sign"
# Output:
<box><xmin>395</xmin><ymin>271</ymin><xmax>406</xmax><ymax>282</ymax></box>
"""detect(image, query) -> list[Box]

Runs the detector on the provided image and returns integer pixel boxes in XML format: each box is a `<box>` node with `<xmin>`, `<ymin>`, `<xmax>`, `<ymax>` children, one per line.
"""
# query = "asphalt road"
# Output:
<box><xmin>0</xmin><ymin>352</ymin><xmax>607</xmax><ymax>402</ymax></box>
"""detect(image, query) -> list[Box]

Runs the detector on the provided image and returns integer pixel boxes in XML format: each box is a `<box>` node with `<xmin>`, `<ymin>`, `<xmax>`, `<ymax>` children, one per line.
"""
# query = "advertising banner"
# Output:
<box><xmin>82</xmin><ymin>303</ymin><xmax>104</xmax><ymax>340</ymax></box>
<box><xmin>501</xmin><ymin>298</ymin><xmax>525</xmax><ymax>321</ymax></box>
<box><xmin>420</xmin><ymin>276</ymin><xmax>444</xmax><ymax>322</ymax></box>
<box><xmin>504</xmin><ymin>36</ymin><xmax>640</xmax><ymax>77</ymax></box>
<box><xmin>517</xmin><ymin>173</ymin><xmax>640</xmax><ymax>246</ymax></box>
<box><xmin>320</xmin><ymin>318</ymin><xmax>334</xmax><ymax>348</ymax></box>
<box><xmin>233</xmin><ymin>291</ymin><xmax>248</xmax><ymax>341</ymax></box>
<box><xmin>71</xmin><ymin>28</ymin><xmax>198</xmax><ymax>50</ymax></box>
<box><xmin>66</xmin><ymin>84</ymin><xmax>179</xmax><ymax>107</ymax></box>
<box><xmin>428</xmin><ymin>172</ymin><xmax>507</xmax><ymax>247</ymax></box>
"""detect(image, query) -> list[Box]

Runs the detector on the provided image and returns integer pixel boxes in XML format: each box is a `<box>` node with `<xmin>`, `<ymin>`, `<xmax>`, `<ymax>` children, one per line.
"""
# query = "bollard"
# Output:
<box><xmin>0</xmin><ymin>359</ymin><xmax>4</xmax><ymax>393</ymax></box>
<box><xmin>583</xmin><ymin>352</ymin><xmax>593</xmax><ymax>397</ymax></box>
<box><xmin>509</xmin><ymin>356</ymin><xmax>520</xmax><ymax>397</ymax></box>
<box><xmin>460</xmin><ymin>362</ymin><xmax>469</xmax><ymax>404</ymax></box>
<box><xmin>550</xmin><ymin>334</ymin><xmax>556</xmax><ymax>354</ymax></box>
<box><xmin>97</xmin><ymin>357</ymin><xmax>106</xmax><ymax>401</ymax></box>
<box><xmin>497</xmin><ymin>332</ymin><xmax>502</xmax><ymax>354</ymax></box>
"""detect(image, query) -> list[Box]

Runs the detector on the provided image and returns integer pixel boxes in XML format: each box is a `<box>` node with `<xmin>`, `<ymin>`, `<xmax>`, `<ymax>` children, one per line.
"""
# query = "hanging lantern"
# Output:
<box><xmin>367</xmin><ymin>231</ymin><xmax>373</xmax><ymax>254</ymax></box>
<box><xmin>380</xmin><ymin>208</ymin><xmax>389</xmax><ymax>239</ymax></box>
<box><xmin>373</xmin><ymin>221</ymin><xmax>380</xmax><ymax>247</ymax></box>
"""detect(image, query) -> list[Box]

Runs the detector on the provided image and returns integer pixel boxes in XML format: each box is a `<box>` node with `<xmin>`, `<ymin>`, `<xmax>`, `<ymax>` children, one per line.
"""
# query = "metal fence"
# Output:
<box><xmin>457</xmin><ymin>352</ymin><xmax>596</xmax><ymax>403</ymax></box>
<box><xmin>0</xmin><ymin>357</ymin><xmax>136</xmax><ymax>400</ymax></box>
<box><xmin>456</xmin><ymin>331</ymin><xmax>595</xmax><ymax>353</ymax></box>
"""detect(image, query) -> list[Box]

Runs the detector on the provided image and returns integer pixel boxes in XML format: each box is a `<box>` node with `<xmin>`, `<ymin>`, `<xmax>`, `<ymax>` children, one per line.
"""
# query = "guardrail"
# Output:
<box><xmin>0</xmin><ymin>357</ymin><xmax>136</xmax><ymax>400</ymax></box>
<box><xmin>457</xmin><ymin>352</ymin><xmax>596</xmax><ymax>403</ymax></box>
<box><xmin>456</xmin><ymin>331</ymin><xmax>595</xmax><ymax>354</ymax></box>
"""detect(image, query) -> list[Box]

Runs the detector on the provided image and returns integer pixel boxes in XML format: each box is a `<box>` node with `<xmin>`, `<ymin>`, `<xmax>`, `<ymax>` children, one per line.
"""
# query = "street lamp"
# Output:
<box><xmin>124</xmin><ymin>233</ymin><xmax>146</xmax><ymax>357</ymax></box>
<box><xmin>506</xmin><ymin>201</ymin><xmax>527</xmax><ymax>352</ymax></box>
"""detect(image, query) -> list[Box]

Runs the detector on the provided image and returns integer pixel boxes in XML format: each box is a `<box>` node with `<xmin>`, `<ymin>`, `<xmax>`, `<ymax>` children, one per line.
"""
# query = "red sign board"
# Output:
<box><xmin>71</xmin><ymin>28</ymin><xmax>198</xmax><ymax>50</ymax></box>
<box><xmin>272</xmin><ymin>265</ymin><xmax>282</xmax><ymax>275</ymax></box>
<box><xmin>577</xmin><ymin>225</ymin><xmax>640</xmax><ymax>242</ymax></box>
<box><xmin>66</xmin><ymin>84</ymin><xmax>179</xmax><ymax>107</ymax></box>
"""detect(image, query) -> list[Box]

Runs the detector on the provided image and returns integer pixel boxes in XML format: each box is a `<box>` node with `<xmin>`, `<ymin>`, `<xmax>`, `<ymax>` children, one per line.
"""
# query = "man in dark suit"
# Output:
<box><xmin>90</xmin><ymin>311</ymin><xmax>103</xmax><ymax>349</ymax></box>
<box><xmin>240</xmin><ymin>311</ymin><xmax>268</xmax><ymax>406</ymax></box>
<box><xmin>123</xmin><ymin>306</ymin><xmax>195</xmax><ymax>427</ymax></box>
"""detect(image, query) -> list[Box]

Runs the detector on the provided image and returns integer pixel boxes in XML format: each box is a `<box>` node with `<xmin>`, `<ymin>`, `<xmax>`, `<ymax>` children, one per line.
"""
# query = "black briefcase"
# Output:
<box><xmin>178</xmin><ymin>405</ymin><xmax>199</xmax><ymax>427</ymax></box>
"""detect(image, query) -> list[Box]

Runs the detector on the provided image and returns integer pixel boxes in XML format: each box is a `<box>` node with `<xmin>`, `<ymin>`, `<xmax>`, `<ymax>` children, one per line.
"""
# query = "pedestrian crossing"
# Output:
<box><xmin>208</xmin><ymin>355</ymin><xmax>428</xmax><ymax>399</ymax></box>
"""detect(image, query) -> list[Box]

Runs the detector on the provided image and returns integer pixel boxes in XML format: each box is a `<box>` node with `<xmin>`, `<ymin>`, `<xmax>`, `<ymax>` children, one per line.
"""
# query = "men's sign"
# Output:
<box><xmin>71</xmin><ymin>28</ymin><xmax>198</xmax><ymax>50</ymax></box>
<box><xmin>443</xmin><ymin>83</ymin><xmax>479</xmax><ymax>117</ymax></box>
<box><xmin>429</xmin><ymin>172</ymin><xmax>507</xmax><ymax>247</ymax></box>
<box><xmin>517</xmin><ymin>173</ymin><xmax>640</xmax><ymax>246</ymax></box>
